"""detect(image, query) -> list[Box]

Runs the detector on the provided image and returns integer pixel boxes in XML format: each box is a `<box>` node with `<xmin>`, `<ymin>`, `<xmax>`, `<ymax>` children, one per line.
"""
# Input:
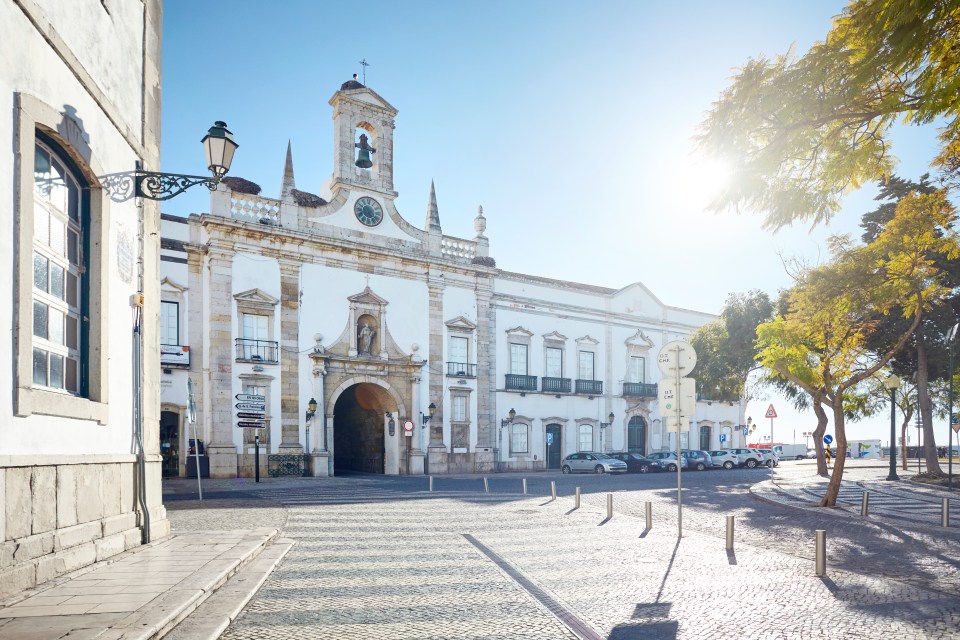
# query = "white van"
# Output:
<box><xmin>773</xmin><ymin>444</ymin><xmax>807</xmax><ymax>460</ymax></box>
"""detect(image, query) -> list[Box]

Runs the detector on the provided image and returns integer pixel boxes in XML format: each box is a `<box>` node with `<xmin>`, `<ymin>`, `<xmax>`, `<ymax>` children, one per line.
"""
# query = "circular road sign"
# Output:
<box><xmin>403</xmin><ymin>420</ymin><xmax>414</xmax><ymax>434</ymax></box>
<box><xmin>823</xmin><ymin>434</ymin><xmax>834</xmax><ymax>445</ymax></box>
<box><xmin>657</xmin><ymin>340</ymin><xmax>697</xmax><ymax>378</ymax></box>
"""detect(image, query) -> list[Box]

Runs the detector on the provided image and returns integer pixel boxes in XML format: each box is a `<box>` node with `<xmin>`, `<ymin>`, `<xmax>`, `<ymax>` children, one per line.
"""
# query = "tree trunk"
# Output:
<box><xmin>916</xmin><ymin>341</ymin><xmax>944</xmax><ymax>474</ymax></box>
<box><xmin>812</xmin><ymin>396</ymin><xmax>829</xmax><ymax>477</ymax></box>
<box><xmin>900</xmin><ymin>406</ymin><xmax>912</xmax><ymax>471</ymax></box>
<box><xmin>820</xmin><ymin>401</ymin><xmax>847</xmax><ymax>507</ymax></box>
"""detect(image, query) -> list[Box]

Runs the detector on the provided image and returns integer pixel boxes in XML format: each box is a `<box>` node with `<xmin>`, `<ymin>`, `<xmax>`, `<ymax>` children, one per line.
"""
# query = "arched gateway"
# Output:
<box><xmin>332</xmin><ymin>382</ymin><xmax>398</xmax><ymax>474</ymax></box>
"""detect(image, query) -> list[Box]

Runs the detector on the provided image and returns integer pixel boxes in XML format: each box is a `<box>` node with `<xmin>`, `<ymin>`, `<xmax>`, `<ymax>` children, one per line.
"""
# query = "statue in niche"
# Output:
<box><xmin>358</xmin><ymin>322</ymin><xmax>376</xmax><ymax>355</ymax></box>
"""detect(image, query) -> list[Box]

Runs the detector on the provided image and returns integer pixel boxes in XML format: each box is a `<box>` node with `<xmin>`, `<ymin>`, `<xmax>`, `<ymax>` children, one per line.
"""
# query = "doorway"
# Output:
<box><xmin>159</xmin><ymin>410</ymin><xmax>181</xmax><ymax>477</ymax></box>
<box><xmin>628</xmin><ymin>416</ymin><xmax>647</xmax><ymax>455</ymax></box>
<box><xmin>700</xmin><ymin>424</ymin><xmax>712</xmax><ymax>451</ymax></box>
<box><xmin>545</xmin><ymin>423</ymin><xmax>562</xmax><ymax>469</ymax></box>
<box><xmin>333</xmin><ymin>383</ymin><xmax>390</xmax><ymax>473</ymax></box>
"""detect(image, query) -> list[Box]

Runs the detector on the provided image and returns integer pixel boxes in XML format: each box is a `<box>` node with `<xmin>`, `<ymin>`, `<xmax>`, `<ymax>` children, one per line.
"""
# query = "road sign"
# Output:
<box><xmin>237</xmin><ymin>421</ymin><xmax>265</xmax><ymax>429</ymax></box>
<box><xmin>237</xmin><ymin>412</ymin><xmax>266</xmax><ymax>420</ymax></box>
<box><xmin>658</xmin><ymin>377</ymin><xmax>696</xmax><ymax>417</ymax></box>
<box><xmin>719</xmin><ymin>434</ymin><xmax>726</xmax><ymax>443</ymax></box>
<box><xmin>235</xmin><ymin>393</ymin><xmax>265</xmax><ymax>402</ymax></box>
<box><xmin>657</xmin><ymin>340</ymin><xmax>697</xmax><ymax>378</ymax></box>
<box><xmin>765</xmin><ymin>404</ymin><xmax>778</xmax><ymax>419</ymax></box>
<box><xmin>743</xmin><ymin>428</ymin><xmax>749</xmax><ymax>436</ymax></box>
<box><xmin>403</xmin><ymin>420</ymin><xmax>414</xmax><ymax>434</ymax></box>
<box><xmin>546</xmin><ymin>433</ymin><xmax>554</xmax><ymax>445</ymax></box>
<box><xmin>235</xmin><ymin>402</ymin><xmax>266</xmax><ymax>411</ymax></box>
<box><xmin>823</xmin><ymin>434</ymin><xmax>834</xmax><ymax>445</ymax></box>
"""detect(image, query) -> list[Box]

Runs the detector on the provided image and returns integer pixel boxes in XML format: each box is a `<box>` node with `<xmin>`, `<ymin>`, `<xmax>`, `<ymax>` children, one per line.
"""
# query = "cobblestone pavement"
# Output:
<box><xmin>161</xmin><ymin>466</ymin><xmax>960</xmax><ymax>640</ymax></box>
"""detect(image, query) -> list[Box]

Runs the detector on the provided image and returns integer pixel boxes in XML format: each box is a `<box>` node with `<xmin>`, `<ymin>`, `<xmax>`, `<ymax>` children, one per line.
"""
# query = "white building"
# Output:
<box><xmin>159</xmin><ymin>79</ymin><xmax>741</xmax><ymax>478</ymax></box>
<box><xmin>1</xmin><ymin>0</ymin><xmax>167</xmax><ymax>597</ymax></box>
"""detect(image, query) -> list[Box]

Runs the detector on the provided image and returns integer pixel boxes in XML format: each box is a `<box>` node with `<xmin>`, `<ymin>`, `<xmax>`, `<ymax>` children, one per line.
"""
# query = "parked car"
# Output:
<box><xmin>681</xmin><ymin>450</ymin><xmax>713</xmax><ymax>471</ymax></box>
<box><xmin>561</xmin><ymin>452</ymin><xmax>628</xmax><ymax>474</ymax></box>
<box><xmin>607</xmin><ymin>452</ymin><xmax>662</xmax><ymax>473</ymax></box>
<box><xmin>646</xmin><ymin>451</ymin><xmax>682</xmax><ymax>472</ymax></box>
<box><xmin>708</xmin><ymin>450</ymin><xmax>740</xmax><ymax>469</ymax></box>
<box><xmin>727</xmin><ymin>448</ymin><xmax>763</xmax><ymax>468</ymax></box>
<box><xmin>806</xmin><ymin>449</ymin><xmax>817</xmax><ymax>459</ymax></box>
<box><xmin>753</xmin><ymin>448</ymin><xmax>779</xmax><ymax>467</ymax></box>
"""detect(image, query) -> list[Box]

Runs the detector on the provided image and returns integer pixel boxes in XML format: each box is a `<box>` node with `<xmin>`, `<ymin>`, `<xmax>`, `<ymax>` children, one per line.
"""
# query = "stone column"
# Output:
<box><xmin>205</xmin><ymin>243</ymin><xmax>238</xmax><ymax>478</ymax></box>
<box><xmin>408</xmin><ymin>374</ymin><xmax>425</xmax><ymax>474</ymax></box>
<box><xmin>348</xmin><ymin>304</ymin><xmax>358</xmax><ymax>357</ymax></box>
<box><xmin>426</xmin><ymin>274</ymin><xmax>447</xmax><ymax>473</ymax></box>
<box><xmin>278</xmin><ymin>259</ymin><xmax>303</xmax><ymax>453</ymax></box>
<box><xmin>185</xmin><ymin>244</ymin><xmax>206</xmax><ymax>475</ymax></box>
<box><xmin>310</xmin><ymin>357</ymin><xmax>329</xmax><ymax>476</ymax></box>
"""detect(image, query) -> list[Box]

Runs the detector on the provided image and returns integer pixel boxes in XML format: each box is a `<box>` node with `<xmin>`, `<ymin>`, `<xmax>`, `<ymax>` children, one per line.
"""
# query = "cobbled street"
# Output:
<box><xmin>165</xmin><ymin>464</ymin><xmax>960</xmax><ymax>639</ymax></box>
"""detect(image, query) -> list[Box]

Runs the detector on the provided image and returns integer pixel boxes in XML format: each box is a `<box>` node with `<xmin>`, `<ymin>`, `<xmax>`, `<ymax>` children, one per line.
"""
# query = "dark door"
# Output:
<box><xmin>628</xmin><ymin>416</ymin><xmax>647</xmax><ymax>455</ymax></box>
<box><xmin>700</xmin><ymin>425</ymin><xmax>711</xmax><ymax>451</ymax></box>
<box><xmin>159</xmin><ymin>411</ymin><xmax>180</xmax><ymax>477</ymax></box>
<box><xmin>546</xmin><ymin>424</ymin><xmax>562</xmax><ymax>469</ymax></box>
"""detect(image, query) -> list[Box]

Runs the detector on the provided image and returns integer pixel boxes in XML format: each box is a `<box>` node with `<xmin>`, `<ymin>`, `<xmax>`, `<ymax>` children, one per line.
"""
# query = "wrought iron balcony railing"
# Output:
<box><xmin>622</xmin><ymin>382</ymin><xmax>657</xmax><ymax>397</ymax></box>
<box><xmin>446</xmin><ymin>362</ymin><xmax>477</xmax><ymax>377</ymax></box>
<box><xmin>235</xmin><ymin>338</ymin><xmax>279</xmax><ymax>363</ymax></box>
<box><xmin>575</xmin><ymin>379</ymin><xmax>603</xmax><ymax>395</ymax></box>
<box><xmin>505</xmin><ymin>374</ymin><xmax>537</xmax><ymax>391</ymax></box>
<box><xmin>542</xmin><ymin>377</ymin><xmax>571</xmax><ymax>393</ymax></box>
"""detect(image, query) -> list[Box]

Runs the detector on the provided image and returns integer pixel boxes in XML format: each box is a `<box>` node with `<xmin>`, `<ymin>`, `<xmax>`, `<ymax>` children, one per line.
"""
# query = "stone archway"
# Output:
<box><xmin>328</xmin><ymin>379</ymin><xmax>407</xmax><ymax>475</ymax></box>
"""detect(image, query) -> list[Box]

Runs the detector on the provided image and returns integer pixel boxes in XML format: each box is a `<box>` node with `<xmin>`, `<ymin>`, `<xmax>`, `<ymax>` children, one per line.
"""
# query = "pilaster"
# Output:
<box><xmin>205</xmin><ymin>243</ymin><xmax>237</xmax><ymax>478</ymax></box>
<box><xmin>185</xmin><ymin>244</ymin><xmax>206</xmax><ymax>466</ymax></box>
<box><xmin>427</xmin><ymin>276</ymin><xmax>445</xmax><ymax>449</ymax></box>
<box><xmin>278</xmin><ymin>259</ymin><xmax>303</xmax><ymax>453</ymax></box>
<box><xmin>476</xmin><ymin>278</ymin><xmax>495</xmax><ymax>449</ymax></box>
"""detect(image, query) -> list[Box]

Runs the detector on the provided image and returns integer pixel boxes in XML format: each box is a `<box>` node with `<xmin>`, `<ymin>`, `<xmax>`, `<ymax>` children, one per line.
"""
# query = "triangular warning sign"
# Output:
<box><xmin>765</xmin><ymin>404</ymin><xmax>777</xmax><ymax>419</ymax></box>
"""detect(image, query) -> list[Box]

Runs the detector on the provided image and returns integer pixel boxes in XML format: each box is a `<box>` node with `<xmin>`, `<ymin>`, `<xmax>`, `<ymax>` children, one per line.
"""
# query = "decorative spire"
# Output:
<box><xmin>425</xmin><ymin>179</ymin><xmax>442</xmax><ymax>233</ymax></box>
<box><xmin>473</xmin><ymin>205</ymin><xmax>487</xmax><ymax>238</ymax></box>
<box><xmin>280</xmin><ymin>140</ymin><xmax>296</xmax><ymax>201</ymax></box>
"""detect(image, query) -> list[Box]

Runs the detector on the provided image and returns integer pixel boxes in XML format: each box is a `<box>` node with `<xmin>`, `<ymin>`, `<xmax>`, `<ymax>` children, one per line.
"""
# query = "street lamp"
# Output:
<box><xmin>100</xmin><ymin>121</ymin><xmax>239</xmax><ymax>201</ymax></box>
<box><xmin>885</xmin><ymin>374</ymin><xmax>900</xmax><ymax>481</ymax></box>
<box><xmin>948</xmin><ymin>322</ymin><xmax>958</xmax><ymax>491</ymax></box>
<box><xmin>599</xmin><ymin>412</ymin><xmax>615</xmax><ymax>451</ymax></box>
<box><xmin>746</xmin><ymin>416</ymin><xmax>753</xmax><ymax>446</ymax></box>
<box><xmin>422</xmin><ymin>402</ymin><xmax>436</xmax><ymax>425</ymax></box>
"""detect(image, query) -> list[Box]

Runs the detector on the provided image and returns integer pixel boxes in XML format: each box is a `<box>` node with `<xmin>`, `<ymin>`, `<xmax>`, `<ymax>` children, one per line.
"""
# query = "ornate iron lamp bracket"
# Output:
<box><xmin>99</xmin><ymin>170</ymin><xmax>220</xmax><ymax>202</ymax></box>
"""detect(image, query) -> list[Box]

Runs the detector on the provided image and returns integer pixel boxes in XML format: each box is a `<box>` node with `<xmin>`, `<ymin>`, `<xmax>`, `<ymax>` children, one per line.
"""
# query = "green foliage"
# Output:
<box><xmin>697</xmin><ymin>0</ymin><xmax>960</xmax><ymax>230</ymax></box>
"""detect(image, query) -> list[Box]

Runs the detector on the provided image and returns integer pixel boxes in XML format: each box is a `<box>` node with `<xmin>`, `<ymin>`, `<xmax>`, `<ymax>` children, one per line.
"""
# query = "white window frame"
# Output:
<box><xmin>578</xmin><ymin>351</ymin><xmax>595</xmax><ymax>381</ymax></box>
<box><xmin>545</xmin><ymin>347</ymin><xmax>563</xmax><ymax>378</ymax></box>
<box><xmin>449</xmin><ymin>335</ymin><xmax>468</xmax><ymax>365</ymax></box>
<box><xmin>510</xmin><ymin>423</ymin><xmax>528</xmax><ymax>454</ymax></box>
<box><xmin>578</xmin><ymin>424</ymin><xmax>594</xmax><ymax>452</ymax></box>
<box><xmin>629</xmin><ymin>356</ymin><xmax>646</xmax><ymax>383</ymax></box>
<box><xmin>509</xmin><ymin>343</ymin><xmax>528</xmax><ymax>375</ymax></box>
<box><xmin>161</xmin><ymin>301</ymin><xmax>179</xmax><ymax>346</ymax></box>
<box><xmin>452</xmin><ymin>395</ymin><xmax>467</xmax><ymax>422</ymax></box>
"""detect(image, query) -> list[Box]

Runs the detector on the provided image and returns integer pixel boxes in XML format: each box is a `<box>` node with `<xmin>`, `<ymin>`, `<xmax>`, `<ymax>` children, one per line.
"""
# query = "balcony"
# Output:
<box><xmin>505</xmin><ymin>374</ymin><xmax>537</xmax><ymax>392</ymax></box>
<box><xmin>575</xmin><ymin>379</ymin><xmax>603</xmax><ymax>396</ymax></box>
<box><xmin>235</xmin><ymin>338</ymin><xmax>279</xmax><ymax>364</ymax></box>
<box><xmin>446</xmin><ymin>362</ymin><xmax>477</xmax><ymax>377</ymax></box>
<box><xmin>542</xmin><ymin>377</ymin><xmax>571</xmax><ymax>394</ymax></box>
<box><xmin>623</xmin><ymin>382</ymin><xmax>657</xmax><ymax>397</ymax></box>
<box><xmin>160</xmin><ymin>344</ymin><xmax>190</xmax><ymax>367</ymax></box>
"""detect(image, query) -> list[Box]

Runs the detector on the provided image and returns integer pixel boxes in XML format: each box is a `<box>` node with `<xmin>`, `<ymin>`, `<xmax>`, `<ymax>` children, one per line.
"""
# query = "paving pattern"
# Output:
<box><xmin>192</xmin><ymin>466</ymin><xmax>960</xmax><ymax>640</ymax></box>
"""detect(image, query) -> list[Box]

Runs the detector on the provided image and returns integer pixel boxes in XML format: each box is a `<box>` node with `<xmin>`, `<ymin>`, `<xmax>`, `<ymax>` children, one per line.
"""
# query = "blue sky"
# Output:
<box><xmin>161</xmin><ymin>0</ymin><xmax>950</xmax><ymax>448</ymax></box>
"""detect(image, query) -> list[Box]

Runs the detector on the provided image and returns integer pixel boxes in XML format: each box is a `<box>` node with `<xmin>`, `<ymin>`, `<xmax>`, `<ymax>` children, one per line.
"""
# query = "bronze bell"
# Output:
<box><xmin>354</xmin><ymin>133</ymin><xmax>376</xmax><ymax>168</ymax></box>
<box><xmin>355</xmin><ymin>148</ymin><xmax>373</xmax><ymax>168</ymax></box>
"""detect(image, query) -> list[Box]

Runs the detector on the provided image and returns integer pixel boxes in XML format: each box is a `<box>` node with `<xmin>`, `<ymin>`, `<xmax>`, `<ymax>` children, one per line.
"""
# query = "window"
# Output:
<box><xmin>511</xmin><ymin>423</ymin><xmax>528</xmax><ymax>454</ymax></box>
<box><xmin>629</xmin><ymin>356</ymin><xmax>645</xmax><ymax>383</ymax></box>
<box><xmin>242</xmin><ymin>313</ymin><xmax>269</xmax><ymax>340</ymax></box>
<box><xmin>545</xmin><ymin>347</ymin><xmax>563</xmax><ymax>378</ymax></box>
<box><xmin>449</xmin><ymin>335</ymin><xmax>468</xmax><ymax>364</ymax></box>
<box><xmin>509</xmin><ymin>343</ymin><xmax>528</xmax><ymax>375</ymax></box>
<box><xmin>578</xmin><ymin>424</ymin><xmax>594</xmax><ymax>452</ymax></box>
<box><xmin>452</xmin><ymin>395</ymin><xmax>467</xmax><ymax>422</ymax></box>
<box><xmin>578</xmin><ymin>351</ymin><xmax>595</xmax><ymax>380</ymax></box>
<box><xmin>31</xmin><ymin>140</ymin><xmax>84</xmax><ymax>394</ymax></box>
<box><xmin>161</xmin><ymin>301</ymin><xmax>179</xmax><ymax>345</ymax></box>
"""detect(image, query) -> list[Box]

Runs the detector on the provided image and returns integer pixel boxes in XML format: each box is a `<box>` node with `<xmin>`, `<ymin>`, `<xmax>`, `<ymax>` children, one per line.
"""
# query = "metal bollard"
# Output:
<box><xmin>522</xmin><ymin>478</ymin><xmax>527</xmax><ymax>495</ymax></box>
<box><xmin>551</xmin><ymin>481</ymin><xmax>556</xmax><ymax>501</ymax></box>
<box><xmin>607</xmin><ymin>493</ymin><xmax>613</xmax><ymax>520</ymax></box>
<box><xmin>815</xmin><ymin>530</ymin><xmax>827</xmax><ymax>577</ymax></box>
<box><xmin>943</xmin><ymin>497</ymin><xmax>950</xmax><ymax>528</ymax></box>
<box><xmin>725</xmin><ymin>515</ymin><xmax>734</xmax><ymax>551</ymax></box>
<box><xmin>429</xmin><ymin>476</ymin><xmax>434</xmax><ymax>492</ymax></box>
<box><xmin>484</xmin><ymin>477</ymin><xmax>489</xmax><ymax>494</ymax></box>
<box><xmin>861</xmin><ymin>491</ymin><xmax>869</xmax><ymax>517</ymax></box>
<box><xmin>575</xmin><ymin>486</ymin><xmax>581</xmax><ymax>509</ymax></box>
<box><xmin>645</xmin><ymin>501</ymin><xmax>652</xmax><ymax>530</ymax></box>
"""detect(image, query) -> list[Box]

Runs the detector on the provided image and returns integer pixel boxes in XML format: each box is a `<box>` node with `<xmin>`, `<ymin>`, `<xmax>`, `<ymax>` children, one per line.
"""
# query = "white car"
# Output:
<box><xmin>753</xmin><ymin>448</ymin><xmax>779</xmax><ymax>467</ymax></box>
<box><xmin>708</xmin><ymin>450</ymin><xmax>740</xmax><ymax>469</ymax></box>
<box><xmin>727</xmin><ymin>448</ymin><xmax>763</xmax><ymax>468</ymax></box>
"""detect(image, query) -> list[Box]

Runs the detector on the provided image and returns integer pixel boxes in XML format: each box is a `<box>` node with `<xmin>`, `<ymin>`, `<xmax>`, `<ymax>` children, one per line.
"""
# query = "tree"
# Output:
<box><xmin>757</xmin><ymin>190</ymin><xmax>958</xmax><ymax>505</ymax></box>
<box><xmin>691</xmin><ymin>291</ymin><xmax>774</xmax><ymax>404</ymax></box>
<box><xmin>697</xmin><ymin>0</ymin><xmax>960</xmax><ymax>230</ymax></box>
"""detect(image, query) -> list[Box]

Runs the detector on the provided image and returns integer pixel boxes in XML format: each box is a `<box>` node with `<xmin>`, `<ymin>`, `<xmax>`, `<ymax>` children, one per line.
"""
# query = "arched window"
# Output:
<box><xmin>32</xmin><ymin>138</ymin><xmax>85</xmax><ymax>394</ymax></box>
<box><xmin>628</xmin><ymin>416</ymin><xmax>647</xmax><ymax>455</ymax></box>
<box><xmin>699</xmin><ymin>424</ymin><xmax>712</xmax><ymax>451</ymax></box>
<box><xmin>578</xmin><ymin>424</ymin><xmax>593</xmax><ymax>451</ymax></box>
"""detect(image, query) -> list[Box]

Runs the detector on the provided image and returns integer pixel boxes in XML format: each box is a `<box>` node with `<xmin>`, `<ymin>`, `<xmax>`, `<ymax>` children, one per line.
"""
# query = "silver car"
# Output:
<box><xmin>561</xmin><ymin>452</ymin><xmax>628</xmax><ymax>474</ymax></box>
<box><xmin>708</xmin><ymin>449</ymin><xmax>740</xmax><ymax>469</ymax></box>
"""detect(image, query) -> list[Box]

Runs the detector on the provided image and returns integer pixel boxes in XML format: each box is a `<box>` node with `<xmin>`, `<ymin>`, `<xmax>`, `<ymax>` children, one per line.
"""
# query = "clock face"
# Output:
<box><xmin>354</xmin><ymin>197</ymin><xmax>383</xmax><ymax>227</ymax></box>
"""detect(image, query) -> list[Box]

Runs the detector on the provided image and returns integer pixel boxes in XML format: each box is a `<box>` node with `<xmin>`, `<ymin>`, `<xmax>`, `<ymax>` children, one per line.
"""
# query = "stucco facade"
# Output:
<box><xmin>0</xmin><ymin>0</ymin><xmax>168</xmax><ymax>597</ymax></box>
<box><xmin>159</xmin><ymin>80</ymin><xmax>743</xmax><ymax>478</ymax></box>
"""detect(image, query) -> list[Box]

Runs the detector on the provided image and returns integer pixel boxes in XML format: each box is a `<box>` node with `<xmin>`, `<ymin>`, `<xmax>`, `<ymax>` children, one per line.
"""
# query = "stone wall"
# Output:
<box><xmin>0</xmin><ymin>462</ymin><xmax>148</xmax><ymax>599</ymax></box>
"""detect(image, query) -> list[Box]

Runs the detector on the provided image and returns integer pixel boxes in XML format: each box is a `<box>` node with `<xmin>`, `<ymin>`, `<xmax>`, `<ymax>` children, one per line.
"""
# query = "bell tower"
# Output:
<box><xmin>329</xmin><ymin>78</ymin><xmax>399</xmax><ymax>198</ymax></box>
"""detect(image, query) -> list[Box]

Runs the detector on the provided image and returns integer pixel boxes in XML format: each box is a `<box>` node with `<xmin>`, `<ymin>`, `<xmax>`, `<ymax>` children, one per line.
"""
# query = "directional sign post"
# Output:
<box><xmin>235</xmin><ymin>393</ymin><xmax>265</xmax><ymax>403</ymax></box>
<box><xmin>765</xmin><ymin>404</ymin><xmax>777</xmax><ymax>479</ymax></box>
<box><xmin>235</xmin><ymin>402</ymin><xmax>266</xmax><ymax>412</ymax></box>
<box><xmin>236</xmin><ymin>412</ymin><xmax>266</xmax><ymax>420</ymax></box>
<box><xmin>237</xmin><ymin>421</ymin><xmax>265</xmax><ymax>429</ymax></box>
<box><xmin>657</xmin><ymin>340</ymin><xmax>696</xmax><ymax>540</ymax></box>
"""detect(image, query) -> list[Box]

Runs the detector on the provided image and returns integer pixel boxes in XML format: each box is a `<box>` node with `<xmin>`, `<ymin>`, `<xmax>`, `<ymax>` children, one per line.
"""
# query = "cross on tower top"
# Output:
<box><xmin>358</xmin><ymin>58</ymin><xmax>370</xmax><ymax>85</ymax></box>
